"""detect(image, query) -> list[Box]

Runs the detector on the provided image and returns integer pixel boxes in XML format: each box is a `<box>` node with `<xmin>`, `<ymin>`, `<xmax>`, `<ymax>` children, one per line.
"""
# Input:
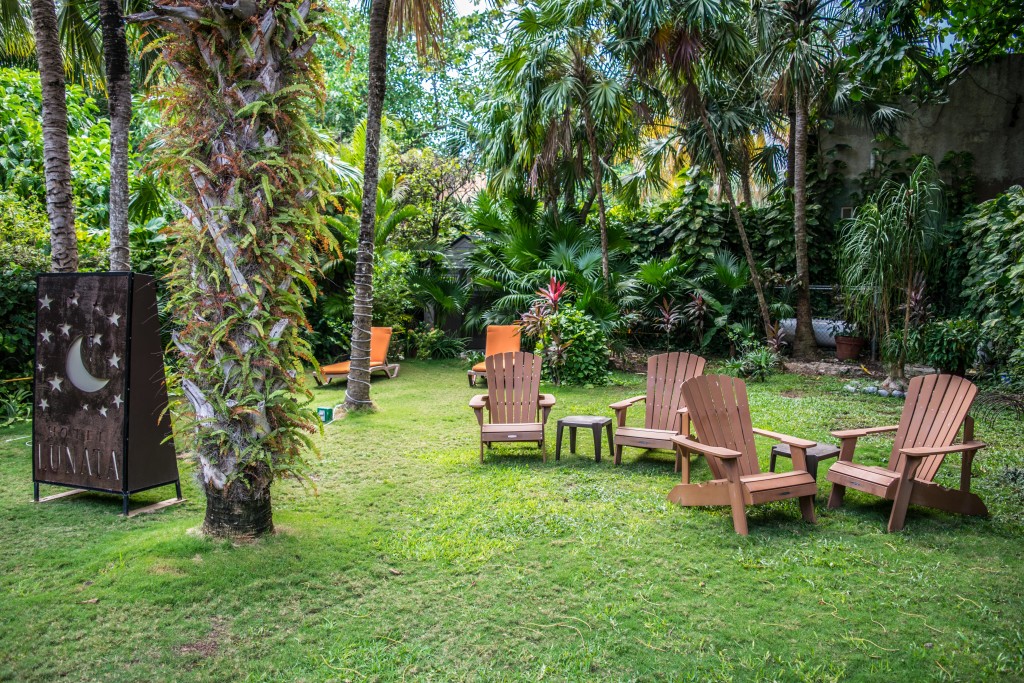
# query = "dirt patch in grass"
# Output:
<box><xmin>176</xmin><ymin>618</ymin><xmax>226</xmax><ymax>658</ymax></box>
<box><xmin>780</xmin><ymin>390</ymin><xmax>806</xmax><ymax>398</ymax></box>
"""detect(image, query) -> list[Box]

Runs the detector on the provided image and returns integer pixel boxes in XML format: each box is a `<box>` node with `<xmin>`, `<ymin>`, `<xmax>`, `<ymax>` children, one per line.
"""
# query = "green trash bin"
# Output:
<box><xmin>316</xmin><ymin>406</ymin><xmax>334</xmax><ymax>424</ymax></box>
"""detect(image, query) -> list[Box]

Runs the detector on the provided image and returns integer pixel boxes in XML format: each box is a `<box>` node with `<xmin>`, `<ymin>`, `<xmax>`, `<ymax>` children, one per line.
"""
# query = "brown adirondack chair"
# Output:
<box><xmin>826</xmin><ymin>373</ymin><xmax>988</xmax><ymax>532</ymax></box>
<box><xmin>609</xmin><ymin>352</ymin><xmax>706</xmax><ymax>469</ymax></box>
<box><xmin>468</xmin><ymin>325</ymin><xmax>522</xmax><ymax>386</ymax></box>
<box><xmin>316</xmin><ymin>327</ymin><xmax>399</xmax><ymax>385</ymax></box>
<box><xmin>469</xmin><ymin>352</ymin><xmax>556</xmax><ymax>463</ymax></box>
<box><xmin>668</xmin><ymin>375</ymin><xmax>817</xmax><ymax>535</ymax></box>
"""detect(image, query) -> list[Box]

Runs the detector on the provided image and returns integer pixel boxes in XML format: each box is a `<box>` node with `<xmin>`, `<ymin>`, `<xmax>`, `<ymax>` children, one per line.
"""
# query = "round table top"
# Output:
<box><xmin>558</xmin><ymin>415</ymin><xmax>612</xmax><ymax>426</ymax></box>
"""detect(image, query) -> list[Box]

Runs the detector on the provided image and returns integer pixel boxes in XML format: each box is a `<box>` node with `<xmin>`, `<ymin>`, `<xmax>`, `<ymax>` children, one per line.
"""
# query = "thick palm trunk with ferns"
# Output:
<box><xmin>29</xmin><ymin>0</ymin><xmax>78</xmax><ymax>272</ymax></box>
<box><xmin>697</xmin><ymin>103</ymin><xmax>773</xmax><ymax>339</ymax></box>
<box><xmin>345</xmin><ymin>0</ymin><xmax>391</xmax><ymax>411</ymax></box>
<box><xmin>101</xmin><ymin>0</ymin><xmax>132</xmax><ymax>271</ymax></box>
<box><xmin>791</xmin><ymin>87</ymin><xmax>817</xmax><ymax>358</ymax></box>
<box><xmin>132</xmin><ymin>0</ymin><xmax>329</xmax><ymax>537</ymax></box>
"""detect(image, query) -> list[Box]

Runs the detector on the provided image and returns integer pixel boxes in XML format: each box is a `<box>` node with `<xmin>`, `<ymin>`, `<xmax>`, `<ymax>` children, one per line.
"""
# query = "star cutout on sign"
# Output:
<box><xmin>69</xmin><ymin>293</ymin><xmax>79</xmax><ymax>306</ymax></box>
<box><xmin>36</xmin><ymin>362</ymin><xmax>44</xmax><ymax>372</ymax></box>
<box><xmin>98</xmin><ymin>406</ymin><xmax>108</xmax><ymax>418</ymax></box>
<box><xmin>109</xmin><ymin>353</ymin><xmax>121</xmax><ymax>369</ymax></box>
<box><xmin>38</xmin><ymin>398</ymin><xmax>48</xmax><ymax>410</ymax></box>
<box><xmin>81</xmin><ymin>403</ymin><xmax>89</xmax><ymax>412</ymax></box>
<box><xmin>40</xmin><ymin>329</ymin><xmax>53</xmax><ymax>343</ymax></box>
<box><xmin>108</xmin><ymin>312</ymin><xmax>121</xmax><ymax>327</ymax></box>
<box><xmin>39</xmin><ymin>294</ymin><xmax>52</xmax><ymax>310</ymax></box>
<box><xmin>59</xmin><ymin>323</ymin><xmax>72</xmax><ymax>337</ymax></box>
<box><xmin>112</xmin><ymin>394</ymin><xmax>123</xmax><ymax>409</ymax></box>
<box><xmin>48</xmin><ymin>376</ymin><xmax>64</xmax><ymax>392</ymax></box>
<box><xmin>92</xmin><ymin>333</ymin><xmax>103</xmax><ymax>346</ymax></box>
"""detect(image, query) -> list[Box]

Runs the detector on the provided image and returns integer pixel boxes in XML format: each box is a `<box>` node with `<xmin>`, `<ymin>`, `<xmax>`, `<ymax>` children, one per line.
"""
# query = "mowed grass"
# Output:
<box><xmin>1</xmin><ymin>360</ymin><xmax>1023</xmax><ymax>682</ymax></box>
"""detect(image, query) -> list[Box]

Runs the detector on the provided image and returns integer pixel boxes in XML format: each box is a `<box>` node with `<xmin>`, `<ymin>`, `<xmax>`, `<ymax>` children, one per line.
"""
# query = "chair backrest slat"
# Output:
<box><xmin>644</xmin><ymin>352</ymin><xmax>707</xmax><ymax>430</ymax></box>
<box><xmin>889</xmin><ymin>374</ymin><xmax>978</xmax><ymax>479</ymax></box>
<box><xmin>486</xmin><ymin>352</ymin><xmax>541</xmax><ymax>425</ymax></box>
<box><xmin>681</xmin><ymin>375</ymin><xmax>760</xmax><ymax>478</ymax></box>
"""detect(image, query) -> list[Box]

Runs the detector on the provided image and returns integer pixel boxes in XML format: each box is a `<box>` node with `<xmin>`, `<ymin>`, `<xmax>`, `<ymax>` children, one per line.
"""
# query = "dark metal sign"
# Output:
<box><xmin>32</xmin><ymin>273</ymin><xmax>180</xmax><ymax>514</ymax></box>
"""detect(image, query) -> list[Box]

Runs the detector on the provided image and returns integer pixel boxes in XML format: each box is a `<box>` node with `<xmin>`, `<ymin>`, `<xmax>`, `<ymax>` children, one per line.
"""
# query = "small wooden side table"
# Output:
<box><xmin>769</xmin><ymin>442</ymin><xmax>840</xmax><ymax>481</ymax></box>
<box><xmin>556</xmin><ymin>416</ymin><xmax>613</xmax><ymax>462</ymax></box>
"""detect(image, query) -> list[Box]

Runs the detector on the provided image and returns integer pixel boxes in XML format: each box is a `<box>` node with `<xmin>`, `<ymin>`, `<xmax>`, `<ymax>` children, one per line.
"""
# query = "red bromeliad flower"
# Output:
<box><xmin>536</xmin><ymin>277</ymin><xmax>567</xmax><ymax>313</ymax></box>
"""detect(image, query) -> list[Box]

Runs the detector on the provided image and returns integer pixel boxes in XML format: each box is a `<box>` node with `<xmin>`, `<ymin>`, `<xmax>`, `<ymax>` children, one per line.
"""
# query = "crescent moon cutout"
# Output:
<box><xmin>66</xmin><ymin>336</ymin><xmax>111</xmax><ymax>393</ymax></box>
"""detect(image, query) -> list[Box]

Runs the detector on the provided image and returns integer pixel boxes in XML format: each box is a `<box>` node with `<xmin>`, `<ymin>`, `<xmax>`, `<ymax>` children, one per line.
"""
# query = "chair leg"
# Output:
<box><xmin>614</xmin><ymin>444</ymin><xmax>623</xmax><ymax>466</ymax></box>
<box><xmin>678</xmin><ymin>447</ymin><xmax>690</xmax><ymax>484</ymax></box>
<box><xmin>799</xmin><ymin>495</ymin><xmax>816</xmax><ymax>524</ymax></box>
<box><xmin>827</xmin><ymin>483</ymin><xmax>846</xmax><ymax>509</ymax></box>
<box><xmin>468</xmin><ymin>373</ymin><xmax>475</xmax><ymax>387</ymax></box>
<box><xmin>728</xmin><ymin>487</ymin><xmax>748</xmax><ymax>536</ymax></box>
<box><xmin>888</xmin><ymin>462</ymin><xmax>921</xmax><ymax>532</ymax></box>
<box><xmin>480</xmin><ymin>440</ymin><xmax>485</xmax><ymax>464</ymax></box>
<box><xmin>541</xmin><ymin>438</ymin><xmax>547</xmax><ymax>463</ymax></box>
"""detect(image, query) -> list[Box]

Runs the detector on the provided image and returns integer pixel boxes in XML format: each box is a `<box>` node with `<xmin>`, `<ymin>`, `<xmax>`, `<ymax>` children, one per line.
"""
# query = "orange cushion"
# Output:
<box><xmin>471</xmin><ymin>361</ymin><xmax>487</xmax><ymax>373</ymax></box>
<box><xmin>321</xmin><ymin>361</ymin><xmax>351</xmax><ymax>375</ymax></box>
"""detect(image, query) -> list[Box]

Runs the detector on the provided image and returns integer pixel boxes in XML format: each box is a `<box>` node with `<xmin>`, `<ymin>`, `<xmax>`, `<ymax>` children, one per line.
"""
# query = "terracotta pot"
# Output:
<box><xmin>835</xmin><ymin>335</ymin><xmax>866</xmax><ymax>361</ymax></box>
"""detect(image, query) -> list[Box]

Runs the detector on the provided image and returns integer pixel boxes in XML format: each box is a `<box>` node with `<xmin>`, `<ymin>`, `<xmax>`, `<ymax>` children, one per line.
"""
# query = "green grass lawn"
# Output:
<box><xmin>1</xmin><ymin>361</ymin><xmax>1023</xmax><ymax>681</ymax></box>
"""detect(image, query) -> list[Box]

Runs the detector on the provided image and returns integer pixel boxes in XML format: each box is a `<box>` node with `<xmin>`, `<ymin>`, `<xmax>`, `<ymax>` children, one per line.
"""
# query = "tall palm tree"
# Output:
<box><xmin>101</xmin><ymin>0</ymin><xmax>131</xmax><ymax>271</ymax></box>
<box><xmin>751</xmin><ymin>0</ymin><xmax>847</xmax><ymax>357</ymax></box>
<box><xmin>345</xmin><ymin>0</ymin><xmax>444</xmax><ymax>411</ymax></box>
<box><xmin>617</xmin><ymin>0</ymin><xmax>775</xmax><ymax>339</ymax></box>
<box><xmin>132</xmin><ymin>0</ymin><xmax>331</xmax><ymax>537</ymax></box>
<box><xmin>27</xmin><ymin>0</ymin><xmax>77</xmax><ymax>271</ymax></box>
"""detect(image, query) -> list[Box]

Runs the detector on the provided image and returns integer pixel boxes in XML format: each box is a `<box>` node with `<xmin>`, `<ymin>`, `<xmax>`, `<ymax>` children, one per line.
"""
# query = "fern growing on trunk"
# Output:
<box><xmin>132</xmin><ymin>0</ymin><xmax>329</xmax><ymax>537</ymax></box>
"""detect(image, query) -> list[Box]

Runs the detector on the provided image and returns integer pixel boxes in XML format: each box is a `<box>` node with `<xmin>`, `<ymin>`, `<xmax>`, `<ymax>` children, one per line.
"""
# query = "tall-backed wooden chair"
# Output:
<box><xmin>669</xmin><ymin>375</ymin><xmax>817</xmax><ymax>535</ymax></box>
<box><xmin>468</xmin><ymin>325</ymin><xmax>522</xmax><ymax>386</ymax></box>
<box><xmin>316</xmin><ymin>327</ymin><xmax>399</xmax><ymax>385</ymax></box>
<box><xmin>826</xmin><ymin>373</ymin><xmax>987</xmax><ymax>532</ymax></box>
<box><xmin>469</xmin><ymin>352</ymin><xmax>556</xmax><ymax>463</ymax></box>
<box><xmin>609</xmin><ymin>352</ymin><xmax>706</xmax><ymax>469</ymax></box>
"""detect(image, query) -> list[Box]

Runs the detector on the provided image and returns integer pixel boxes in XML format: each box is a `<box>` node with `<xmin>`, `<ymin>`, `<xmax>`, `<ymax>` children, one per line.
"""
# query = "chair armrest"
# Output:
<box><xmin>469</xmin><ymin>394</ymin><xmax>488</xmax><ymax>409</ymax></box>
<box><xmin>672</xmin><ymin>435</ymin><xmax>741</xmax><ymax>460</ymax></box>
<box><xmin>900</xmin><ymin>441</ymin><xmax>987</xmax><ymax>458</ymax></box>
<box><xmin>831</xmin><ymin>425</ymin><xmax>899</xmax><ymax>439</ymax></box>
<box><xmin>539</xmin><ymin>393</ymin><xmax>556</xmax><ymax>408</ymax></box>
<box><xmin>752</xmin><ymin>427</ymin><xmax>815</xmax><ymax>449</ymax></box>
<box><xmin>609</xmin><ymin>395</ymin><xmax>646</xmax><ymax>410</ymax></box>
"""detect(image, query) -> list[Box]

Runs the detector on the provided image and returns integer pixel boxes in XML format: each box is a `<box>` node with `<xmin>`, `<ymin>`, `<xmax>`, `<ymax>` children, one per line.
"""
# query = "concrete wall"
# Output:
<box><xmin>824</xmin><ymin>55</ymin><xmax>1024</xmax><ymax>204</ymax></box>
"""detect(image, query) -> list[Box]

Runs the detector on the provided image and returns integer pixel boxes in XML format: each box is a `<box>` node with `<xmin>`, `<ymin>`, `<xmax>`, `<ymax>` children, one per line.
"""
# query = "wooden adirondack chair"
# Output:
<box><xmin>316</xmin><ymin>327</ymin><xmax>400</xmax><ymax>385</ymax></box>
<box><xmin>826</xmin><ymin>373</ymin><xmax>988</xmax><ymax>532</ymax></box>
<box><xmin>469</xmin><ymin>352</ymin><xmax>556</xmax><ymax>463</ymax></box>
<box><xmin>609</xmin><ymin>352</ymin><xmax>706</xmax><ymax>469</ymax></box>
<box><xmin>668</xmin><ymin>375</ymin><xmax>817</xmax><ymax>535</ymax></box>
<box><xmin>468</xmin><ymin>325</ymin><xmax>522</xmax><ymax>386</ymax></box>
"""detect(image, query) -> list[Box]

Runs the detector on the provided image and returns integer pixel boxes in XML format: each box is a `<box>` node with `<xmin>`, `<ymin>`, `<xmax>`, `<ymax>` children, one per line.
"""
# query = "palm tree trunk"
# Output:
<box><xmin>29</xmin><ymin>0</ymin><xmax>77</xmax><ymax>272</ymax></box>
<box><xmin>101</xmin><ymin>0</ymin><xmax>132</xmax><ymax>272</ymax></box>
<box><xmin>739</xmin><ymin>146</ymin><xmax>753</xmax><ymax>206</ymax></box>
<box><xmin>697</xmin><ymin>103</ymin><xmax>773</xmax><ymax>339</ymax></box>
<box><xmin>345</xmin><ymin>0</ymin><xmax>391</xmax><ymax>411</ymax></box>
<box><xmin>582</xmin><ymin>106</ymin><xmax>610</xmax><ymax>285</ymax></box>
<box><xmin>792</xmin><ymin>87</ymin><xmax>817</xmax><ymax>358</ymax></box>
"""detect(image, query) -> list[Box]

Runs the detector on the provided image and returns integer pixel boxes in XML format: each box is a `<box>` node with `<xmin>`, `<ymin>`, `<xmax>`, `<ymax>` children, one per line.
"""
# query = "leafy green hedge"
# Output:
<box><xmin>536</xmin><ymin>308</ymin><xmax>610</xmax><ymax>386</ymax></box>
<box><xmin>961</xmin><ymin>187</ymin><xmax>1024</xmax><ymax>378</ymax></box>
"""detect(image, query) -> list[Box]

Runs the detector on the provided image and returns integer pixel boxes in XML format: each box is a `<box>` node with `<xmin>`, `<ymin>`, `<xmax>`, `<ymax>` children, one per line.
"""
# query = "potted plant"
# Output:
<box><xmin>830</xmin><ymin>319</ymin><xmax>867</xmax><ymax>361</ymax></box>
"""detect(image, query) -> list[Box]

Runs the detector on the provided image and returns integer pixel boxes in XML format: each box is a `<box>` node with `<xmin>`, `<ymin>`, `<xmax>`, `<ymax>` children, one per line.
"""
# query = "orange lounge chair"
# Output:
<box><xmin>316</xmin><ymin>327</ymin><xmax>400</xmax><ymax>385</ymax></box>
<box><xmin>468</xmin><ymin>325</ymin><xmax>522</xmax><ymax>386</ymax></box>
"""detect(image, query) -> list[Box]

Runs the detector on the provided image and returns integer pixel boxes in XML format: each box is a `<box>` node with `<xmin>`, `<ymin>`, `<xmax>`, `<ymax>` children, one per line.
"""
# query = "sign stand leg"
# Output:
<box><xmin>175</xmin><ymin>479</ymin><xmax>182</xmax><ymax>500</ymax></box>
<box><xmin>122</xmin><ymin>494</ymin><xmax>130</xmax><ymax>516</ymax></box>
<box><xmin>33</xmin><ymin>482</ymin><xmax>39</xmax><ymax>502</ymax></box>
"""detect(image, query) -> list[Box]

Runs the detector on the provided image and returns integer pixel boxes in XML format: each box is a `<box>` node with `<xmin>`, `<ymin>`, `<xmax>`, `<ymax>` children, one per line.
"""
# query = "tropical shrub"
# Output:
<box><xmin>0</xmin><ymin>191</ymin><xmax>48</xmax><ymax>379</ymax></box>
<box><xmin>722</xmin><ymin>342</ymin><xmax>781</xmax><ymax>382</ymax></box>
<box><xmin>915</xmin><ymin>317</ymin><xmax>980</xmax><ymax>376</ymax></box>
<box><xmin>412</xmin><ymin>326</ymin><xmax>468</xmax><ymax>359</ymax></box>
<box><xmin>961</xmin><ymin>186</ymin><xmax>1024</xmax><ymax>378</ymax></box>
<box><xmin>525</xmin><ymin>306</ymin><xmax>609</xmax><ymax>387</ymax></box>
<box><xmin>0</xmin><ymin>382</ymin><xmax>31</xmax><ymax>427</ymax></box>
